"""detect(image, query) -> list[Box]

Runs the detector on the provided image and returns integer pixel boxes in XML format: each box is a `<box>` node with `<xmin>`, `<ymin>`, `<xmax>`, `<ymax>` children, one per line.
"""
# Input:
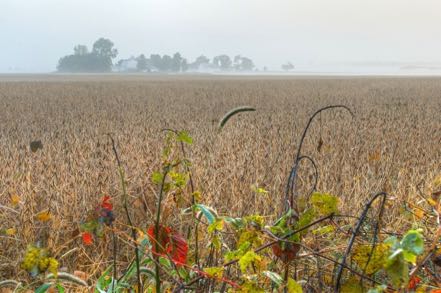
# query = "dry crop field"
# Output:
<box><xmin>1</xmin><ymin>75</ymin><xmax>441</xmax><ymax>292</ymax></box>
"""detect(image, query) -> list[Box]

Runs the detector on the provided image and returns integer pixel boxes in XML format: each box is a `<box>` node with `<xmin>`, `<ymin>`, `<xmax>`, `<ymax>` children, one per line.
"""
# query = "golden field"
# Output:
<box><xmin>1</xmin><ymin>75</ymin><xmax>441</xmax><ymax>291</ymax></box>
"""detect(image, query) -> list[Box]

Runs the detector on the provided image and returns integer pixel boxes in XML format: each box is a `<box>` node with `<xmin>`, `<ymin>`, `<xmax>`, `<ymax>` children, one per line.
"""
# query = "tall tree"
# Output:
<box><xmin>91</xmin><ymin>38</ymin><xmax>118</xmax><ymax>71</ymax></box>
<box><xmin>233</xmin><ymin>55</ymin><xmax>255</xmax><ymax>71</ymax></box>
<box><xmin>181</xmin><ymin>58</ymin><xmax>189</xmax><ymax>72</ymax></box>
<box><xmin>233</xmin><ymin>55</ymin><xmax>242</xmax><ymax>70</ymax></box>
<box><xmin>239</xmin><ymin>57</ymin><xmax>254</xmax><ymax>71</ymax></box>
<box><xmin>194</xmin><ymin>55</ymin><xmax>210</xmax><ymax>65</ymax></box>
<box><xmin>172</xmin><ymin>52</ymin><xmax>183</xmax><ymax>72</ymax></box>
<box><xmin>150</xmin><ymin>54</ymin><xmax>162</xmax><ymax>71</ymax></box>
<box><xmin>190</xmin><ymin>55</ymin><xmax>210</xmax><ymax>70</ymax></box>
<box><xmin>213</xmin><ymin>55</ymin><xmax>232</xmax><ymax>71</ymax></box>
<box><xmin>92</xmin><ymin>38</ymin><xmax>118</xmax><ymax>59</ymax></box>
<box><xmin>136</xmin><ymin>54</ymin><xmax>148</xmax><ymax>72</ymax></box>
<box><xmin>161</xmin><ymin>55</ymin><xmax>173</xmax><ymax>71</ymax></box>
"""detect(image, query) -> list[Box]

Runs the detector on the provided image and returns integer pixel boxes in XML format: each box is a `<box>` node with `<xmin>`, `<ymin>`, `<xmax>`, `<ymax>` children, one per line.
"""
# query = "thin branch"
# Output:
<box><xmin>284</xmin><ymin>105</ymin><xmax>354</xmax><ymax>212</ymax></box>
<box><xmin>334</xmin><ymin>192</ymin><xmax>387</xmax><ymax>292</ymax></box>
<box><xmin>108</xmin><ymin>134</ymin><xmax>142</xmax><ymax>292</ymax></box>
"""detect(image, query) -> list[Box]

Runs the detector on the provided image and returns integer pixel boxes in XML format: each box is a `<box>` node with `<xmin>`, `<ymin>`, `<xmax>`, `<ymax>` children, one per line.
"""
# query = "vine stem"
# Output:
<box><xmin>109</xmin><ymin>135</ymin><xmax>142</xmax><ymax>292</ymax></box>
<box><xmin>154</xmin><ymin>166</ymin><xmax>170</xmax><ymax>293</ymax></box>
<box><xmin>284</xmin><ymin>105</ymin><xmax>353</xmax><ymax>212</ymax></box>
<box><xmin>334</xmin><ymin>192</ymin><xmax>387</xmax><ymax>292</ymax></box>
<box><xmin>163</xmin><ymin>128</ymin><xmax>200</xmax><ymax>268</ymax></box>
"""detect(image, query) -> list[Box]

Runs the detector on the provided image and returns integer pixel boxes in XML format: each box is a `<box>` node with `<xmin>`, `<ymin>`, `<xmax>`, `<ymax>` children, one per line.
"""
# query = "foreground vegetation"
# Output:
<box><xmin>1</xmin><ymin>76</ymin><xmax>441</xmax><ymax>292</ymax></box>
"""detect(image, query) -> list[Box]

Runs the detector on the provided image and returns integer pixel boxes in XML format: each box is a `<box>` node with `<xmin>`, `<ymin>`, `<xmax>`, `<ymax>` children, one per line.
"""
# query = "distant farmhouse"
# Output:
<box><xmin>114</xmin><ymin>57</ymin><xmax>158</xmax><ymax>73</ymax></box>
<box><xmin>188</xmin><ymin>62</ymin><xmax>218</xmax><ymax>73</ymax></box>
<box><xmin>114</xmin><ymin>57</ymin><xmax>137</xmax><ymax>72</ymax></box>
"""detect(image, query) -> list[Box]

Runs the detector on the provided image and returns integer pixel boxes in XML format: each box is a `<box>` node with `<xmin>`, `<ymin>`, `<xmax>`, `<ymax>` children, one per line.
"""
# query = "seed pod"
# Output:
<box><xmin>30</xmin><ymin>140</ymin><xmax>43</xmax><ymax>152</ymax></box>
<box><xmin>218</xmin><ymin>106</ymin><xmax>256</xmax><ymax>129</ymax></box>
<box><xmin>433</xmin><ymin>254</ymin><xmax>441</xmax><ymax>267</ymax></box>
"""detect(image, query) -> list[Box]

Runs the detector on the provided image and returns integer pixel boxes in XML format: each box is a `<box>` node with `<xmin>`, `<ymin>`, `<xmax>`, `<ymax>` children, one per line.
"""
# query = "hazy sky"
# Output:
<box><xmin>2</xmin><ymin>0</ymin><xmax>441</xmax><ymax>72</ymax></box>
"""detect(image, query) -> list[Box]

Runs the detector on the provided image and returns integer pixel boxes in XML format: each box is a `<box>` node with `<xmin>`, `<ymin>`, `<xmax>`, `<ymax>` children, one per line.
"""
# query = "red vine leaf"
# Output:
<box><xmin>101</xmin><ymin>195</ymin><xmax>113</xmax><ymax>211</ymax></box>
<box><xmin>147</xmin><ymin>225</ymin><xmax>188</xmax><ymax>266</ymax></box>
<box><xmin>408</xmin><ymin>275</ymin><xmax>421</xmax><ymax>290</ymax></box>
<box><xmin>82</xmin><ymin>232</ymin><xmax>93</xmax><ymax>245</ymax></box>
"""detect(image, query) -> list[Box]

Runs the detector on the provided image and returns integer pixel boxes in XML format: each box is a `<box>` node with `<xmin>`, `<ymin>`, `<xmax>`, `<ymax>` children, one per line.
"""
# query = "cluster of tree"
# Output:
<box><xmin>132</xmin><ymin>53</ymin><xmax>189</xmax><ymax>72</ymax></box>
<box><xmin>124</xmin><ymin>53</ymin><xmax>256</xmax><ymax>72</ymax></box>
<box><xmin>57</xmin><ymin>38</ymin><xmax>118</xmax><ymax>72</ymax></box>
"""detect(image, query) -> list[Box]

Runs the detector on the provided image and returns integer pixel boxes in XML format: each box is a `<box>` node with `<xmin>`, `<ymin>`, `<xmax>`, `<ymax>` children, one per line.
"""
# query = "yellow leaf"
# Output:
<box><xmin>286</xmin><ymin>277</ymin><xmax>303</xmax><ymax>293</ymax></box>
<box><xmin>238</xmin><ymin>230</ymin><xmax>263</xmax><ymax>247</ymax></box>
<box><xmin>341</xmin><ymin>277</ymin><xmax>364</xmax><ymax>293</ymax></box>
<box><xmin>433</xmin><ymin>175</ymin><xmax>441</xmax><ymax>189</ymax></box>
<box><xmin>352</xmin><ymin>243</ymin><xmax>388</xmax><ymax>275</ymax></box>
<box><xmin>414</xmin><ymin>208</ymin><xmax>425</xmax><ymax>219</ymax></box>
<box><xmin>5</xmin><ymin>228</ymin><xmax>16</xmax><ymax>235</ymax></box>
<box><xmin>311</xmin><ymin>192</ymin><xmax>339</xmax><ymax>215</ymax></box>
<box><xmin>251</xmin><ymin>184</ymin><xmax>268</xmax><ymax>195</ymax></box>
<box><xmin>192</xmin><ymin>191</ymin><xmax>201</xmax><ymax>201</ymax></box>
<box><xmin>428</xmin><ymin>198</ymin><xmax>437</xmax><ymax>207</ymax></box>
<box><xmin>238</xmin><ymin>251</ymin><xmax>262</xmax><ymax>273</ymax></box>
<box><xmin>10</xmin><ymin>194</ymin><xmax>20</xmax><ymax>206</ymax></box>
<box><xmin>203</xmin><ymin>267</ymin><xmax>224</xmax><ymax>278</ymax></box>
<box><xmin>211</xmin><ymin>235</ymin><xmax>222</xmax><ymax>250</ymax></box>
<box><xmin>36</xmin><ymin>210</ymin><xmax>52</xmax><ymax>222</ymax></box>
<box><xmin>368</xmin><ymin>150</ymin><xmax>381</xmax><ymax>162</ymax></box>
<box><xmin>136</xmin><ymin>229</ymin><xmax>146</xmax><ymax>244</ymax></box>
<box><xmin>312</xmin><ymin>225</ymin><xmax>335</xmax><ymax>236</ymax></box>
<box><xmin>323</xmin><ymin>274</ymin><xmax>333</xmax><ymax>285</ymax></box>
<box><xmin>208</xmin><ymin>219</ymin><xmax>224</xmax><ymax>233</ymax></box>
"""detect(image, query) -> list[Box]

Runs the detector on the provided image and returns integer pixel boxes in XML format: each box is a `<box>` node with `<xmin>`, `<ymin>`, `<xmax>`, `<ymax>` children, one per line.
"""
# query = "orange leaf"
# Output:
<box><xmin>36</xmin><ymin>210</ymin><xmax>51</xmax><ymax>222</ymax></box>
<box><xmin>414</xmin><ymin>208</ymin><xmax>425</xmax><ymax>219</ymax></box>
<box><xmin>368</xmin><ymin>150</ymin><xmax>381</xmax><ymax>162</ymax></box>
<box><xmin>408</xmin><ymin>275</ymin><xmax>421</xmax><ymax>290</ymax></box>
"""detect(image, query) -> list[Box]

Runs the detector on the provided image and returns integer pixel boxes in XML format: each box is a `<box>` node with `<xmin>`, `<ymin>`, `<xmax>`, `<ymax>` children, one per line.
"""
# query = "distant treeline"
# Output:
<box><xmin>130</xmin><ymin>53</ymin><xmax>256</xmax><ymax>73</ymax></box>
<box><xmin>58</xmin><ymin>38</ymin><xmax>257</xmax><ymax>73</ymax></box>
<box><xmin>57</xmin><ymin>38</ymin><xmax>294</xmax><ymax>73</ymax></box>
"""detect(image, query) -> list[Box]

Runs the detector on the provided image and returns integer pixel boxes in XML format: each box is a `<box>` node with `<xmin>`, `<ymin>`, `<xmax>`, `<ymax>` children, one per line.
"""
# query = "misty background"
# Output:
<box><xmin>2</xmin><ymin>0</ymin><xmax>441</xmax><ymax>74</ymax></box>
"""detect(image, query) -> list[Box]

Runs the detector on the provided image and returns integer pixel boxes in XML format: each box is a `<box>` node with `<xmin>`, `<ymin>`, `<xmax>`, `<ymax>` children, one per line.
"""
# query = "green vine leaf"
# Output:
<box><xmin>401</xmin><ymin>229</ymin><xmax>424</xmax><ymax>256</ymax></box>
<box><xmin>177</xmin><ymin>131</ymin><xmax>193</xmax><ymax>145</ymax></box>
<box><xmin>385</xmin><ymin>251</ymin><xmax>408</xmax><ymax>288</ymax></box>
<box><xmin>151</xmin><ymin>172</ymin><xmax>164</xmax><ymax>185</ymax></box>
<box><xmin>194</xmin><ymin>204</ymin><xmax>217</xmax><ymax>224</ymax></box>
<box><xmin>286</xmin><ymin>277</ymin><xmax>303</xmax><ymax>293</ymax></box>
<box><xmin>310</xmin><ymin>192</ymin><xmax>339</xmax><ymax>215</ymax></box>
<box><xmin>203</xmin><ymin>266</ymin><xmax>224</xmax><ymax>278</ymax></box>
<box><xmin>238</xmin><ymin>251</ymin><xmax>262</xmax><ymax>273</ymax></box>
